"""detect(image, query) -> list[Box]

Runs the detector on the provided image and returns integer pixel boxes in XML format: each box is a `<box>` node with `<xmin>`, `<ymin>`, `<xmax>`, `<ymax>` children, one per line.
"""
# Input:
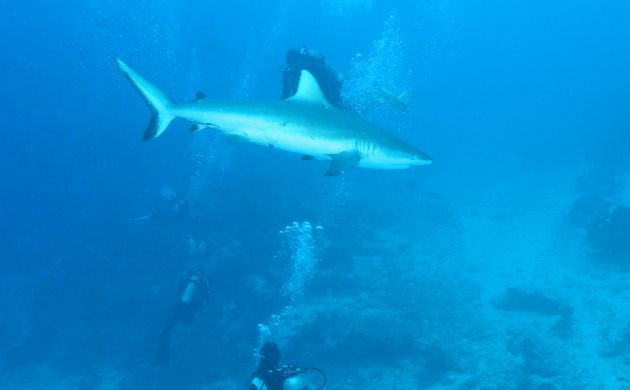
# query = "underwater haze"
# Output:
<box><xmin>2</xmin><ymin>0</ymin><xmax>630</xmax><ymax>389</ymax></box>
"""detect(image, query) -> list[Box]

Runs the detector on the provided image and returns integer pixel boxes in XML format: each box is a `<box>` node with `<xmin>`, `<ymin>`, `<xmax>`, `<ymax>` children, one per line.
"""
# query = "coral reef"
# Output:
<box><xmin>493</xmin><ymin>287</ymin><xmax>573</xmax><ymax>318</ymax></box>
<box><xmin>586</xmin><ymin>205</ymin><xmax>630</xmax><ymax>264</ymax></box>
<box><xmin>570</xmin><ymin>167</ymin><xmax>630</xmax><ymax>268</ymax></box>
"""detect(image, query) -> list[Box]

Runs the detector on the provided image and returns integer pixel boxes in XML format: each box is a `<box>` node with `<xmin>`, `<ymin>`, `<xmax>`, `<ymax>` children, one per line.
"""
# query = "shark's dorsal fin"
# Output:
<box><xmin>289</xmin><ymin>70</ymin><xmax>330</xmax><ymax>106</ymax></box>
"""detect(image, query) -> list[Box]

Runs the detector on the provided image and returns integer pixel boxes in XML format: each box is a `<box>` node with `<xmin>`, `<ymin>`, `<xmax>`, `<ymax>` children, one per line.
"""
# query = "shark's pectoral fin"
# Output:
<box><xmin>301</xmin><ymin>155</ymin><xmax>315</xmax><ymax>160</ymax></box>
<box><xmin>325</xmin><ymin>151</ymin><xmax>361</xmax><ymax>176</ymax></box>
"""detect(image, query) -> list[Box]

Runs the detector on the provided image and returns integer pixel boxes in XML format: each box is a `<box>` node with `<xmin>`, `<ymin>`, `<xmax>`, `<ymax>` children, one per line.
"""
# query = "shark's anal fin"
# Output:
<box><xmin>189</xmin><ymin>123</ymin><xmax>220</xmax><ymax>134</ymax></box>
<box><xmin>325</xmin><ymin>150</ymin><xmax>361</xmax><ymax>176</ymax></box>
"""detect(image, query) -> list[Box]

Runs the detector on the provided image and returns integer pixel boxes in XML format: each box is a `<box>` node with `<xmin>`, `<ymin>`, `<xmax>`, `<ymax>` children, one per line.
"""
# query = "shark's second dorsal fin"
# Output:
<box><xmin>289</xmin><ymin>70</ymin><xmax>330</xmax><ymax>106</ymax></box>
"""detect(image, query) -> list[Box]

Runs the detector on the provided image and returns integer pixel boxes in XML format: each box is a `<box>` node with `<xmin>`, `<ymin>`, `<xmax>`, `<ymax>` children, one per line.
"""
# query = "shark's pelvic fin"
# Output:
<box><xmin>289</xmin><ymin>70</ymin><xmax>330</xmax><ymax>107</ymax></box>
<box><xmin>188</xmin><ymin>124</ymin><xmax>203</xmax><ymax>133</ymax></box>
<box><xmin>325</xmin><ymin>150</ymin><xmax>361</xmax><ymax>176</ymax></box>
<box><xmin>116</xmin><ymin>58</ymin><xmax>176</xmax><ymax>141</ymax></box>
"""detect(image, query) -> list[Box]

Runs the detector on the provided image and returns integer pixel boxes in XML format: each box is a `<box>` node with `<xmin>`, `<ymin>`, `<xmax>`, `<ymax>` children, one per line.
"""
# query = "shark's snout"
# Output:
<box><xmin>415</xmin><ymin>152</ymin><xmax>432</xmax><ymax>164</ymax></box>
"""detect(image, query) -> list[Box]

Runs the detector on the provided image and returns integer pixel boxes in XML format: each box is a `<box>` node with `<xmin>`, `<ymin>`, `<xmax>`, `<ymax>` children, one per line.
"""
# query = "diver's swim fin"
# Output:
<box><xmin>155</xmin><ymin>327</ymin><xmax>172</xmax><ymax>367</ymax></box>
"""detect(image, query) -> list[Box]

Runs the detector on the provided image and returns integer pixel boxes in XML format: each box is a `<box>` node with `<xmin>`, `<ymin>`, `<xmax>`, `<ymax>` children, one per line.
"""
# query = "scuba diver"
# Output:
<box><xmin>281</xmin><ymin>46</ymin><xmax>344</xmax><ymax>109</ymax></box>
<box><xmin>155</xmin><ymin>269</ymin><xmax>210</xmax><ymax>367</ymax></box>
<box><xmin>250</xmin><ymin>342</ymin><xmax>327</xmax><ymax>390</ymax></box>
<box><xmin>280</xmin><ymin>46</ymin><xmax>409</xmax><ymax>114</ymax></box>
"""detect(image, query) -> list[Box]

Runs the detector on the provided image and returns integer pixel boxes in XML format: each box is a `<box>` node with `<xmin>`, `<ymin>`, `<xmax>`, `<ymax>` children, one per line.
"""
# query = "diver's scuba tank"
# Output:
<box><xmin>155</xmin><ymin>270</ymin><xmax>209</xmax><ymax>366</ymax></box>
<box><xmin>177</xmin><ymin>271</ymin><xmax>209</xmax><ymax>325</ymax></box>
<box><xmin>279</xmin><ymin>365</ymin><xmax>327</xmax><ymax>390</ymax></box>
<box><xmin>283</xmin><ymin>374</ymin><xmax>308</xmax><ymax>390</ymax></box>
<box><xmin>181</xmin><ymin>274</ymin><xmax>203</xmax><ymax>303</ymax></box>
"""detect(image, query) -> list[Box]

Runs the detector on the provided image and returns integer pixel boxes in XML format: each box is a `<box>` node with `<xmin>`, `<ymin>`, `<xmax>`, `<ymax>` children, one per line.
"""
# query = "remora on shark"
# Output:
<box><xmin>116</xmin><ymin>58</ymin><xmax>431</xmax><ymax>176</ymax></box>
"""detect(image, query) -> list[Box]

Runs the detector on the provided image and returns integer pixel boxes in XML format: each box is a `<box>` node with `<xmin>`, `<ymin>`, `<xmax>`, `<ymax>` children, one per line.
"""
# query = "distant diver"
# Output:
<box><xmin>250</xmin><ymin>342</ymin><xmax>327</xmax><ymax>390</ymax></box>
<box><xmin>155</xmin><ymin>269</ymin><xmax>210</xmax><ymax>367</ymax></box>
<box><xmin>281</xmin><ymin>46</ymin><xmax>409</xmax><ymax>115</ymax></box>
<box><xmin>128</xmin><ymin>184</ymin><xmax>192</xmax><ymax>223</ymax></box>
<box><xmin>281</xmin><ymin>46</ymin><xmax>344</xmax><ymax>110</ymax></box>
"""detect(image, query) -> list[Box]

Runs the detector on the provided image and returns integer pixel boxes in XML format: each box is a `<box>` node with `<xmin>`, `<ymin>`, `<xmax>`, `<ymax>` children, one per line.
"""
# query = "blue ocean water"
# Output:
<box><xmin>1</xmin><ymin>0</ymin><xmax>630</xmax><ymax>388</ymax></box>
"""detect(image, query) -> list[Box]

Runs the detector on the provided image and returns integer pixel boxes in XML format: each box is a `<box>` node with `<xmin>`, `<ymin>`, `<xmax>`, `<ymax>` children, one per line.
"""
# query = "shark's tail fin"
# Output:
<box><xmin>116</xmin><ymin>58</ymin><xmax>176</xmax><ymax>141</ymax></box>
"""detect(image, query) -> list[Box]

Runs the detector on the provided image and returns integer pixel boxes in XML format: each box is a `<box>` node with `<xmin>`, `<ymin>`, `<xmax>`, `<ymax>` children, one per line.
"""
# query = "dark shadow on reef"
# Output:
<box><xmin>493</xmin><ymin>287</ymin><xmax>574</xmax><ymax>340</ymax></box>
<box><xmin>569</xmin><ymin>166</ymin><xmax>630</xmax><ymax>269</ymax></box>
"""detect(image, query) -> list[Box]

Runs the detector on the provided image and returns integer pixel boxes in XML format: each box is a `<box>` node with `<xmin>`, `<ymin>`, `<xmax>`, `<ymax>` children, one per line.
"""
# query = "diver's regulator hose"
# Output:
<box><xmin>300</xmin><ymin>367</ymin><xmax>327</xmax><ymax>390</ymax></box>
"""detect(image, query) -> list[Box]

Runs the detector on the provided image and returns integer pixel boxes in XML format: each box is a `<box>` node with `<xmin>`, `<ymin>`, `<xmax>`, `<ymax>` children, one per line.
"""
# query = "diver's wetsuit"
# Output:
<box><xmin>155</xmin><ymin>271</ymin><xmax>208</xmax><ymax>367</ymax></box>
<box><xmin>250</xmin><ymin>367</ymin><xmax>285</xmax><ymax>390</ymax></box>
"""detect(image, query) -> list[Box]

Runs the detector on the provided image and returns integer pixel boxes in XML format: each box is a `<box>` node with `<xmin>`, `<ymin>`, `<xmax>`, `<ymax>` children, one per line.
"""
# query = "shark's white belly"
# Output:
<box><xmin>195</xmin><ymin>112</ymin><xmax>354</xmax><ymax>158</ymax></box>
<box><xmin>178</xmin><ymin>107</ymin><xmax>428</xmax><ymax>170</ymax></box>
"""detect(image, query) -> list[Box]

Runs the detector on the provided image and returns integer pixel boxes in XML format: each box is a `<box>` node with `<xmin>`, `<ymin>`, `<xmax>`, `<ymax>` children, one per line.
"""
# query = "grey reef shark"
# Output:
<box><xmin>116</xmin><ymin>58</ymin><xmax>431</xmax><ymax>176</ymax></box>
